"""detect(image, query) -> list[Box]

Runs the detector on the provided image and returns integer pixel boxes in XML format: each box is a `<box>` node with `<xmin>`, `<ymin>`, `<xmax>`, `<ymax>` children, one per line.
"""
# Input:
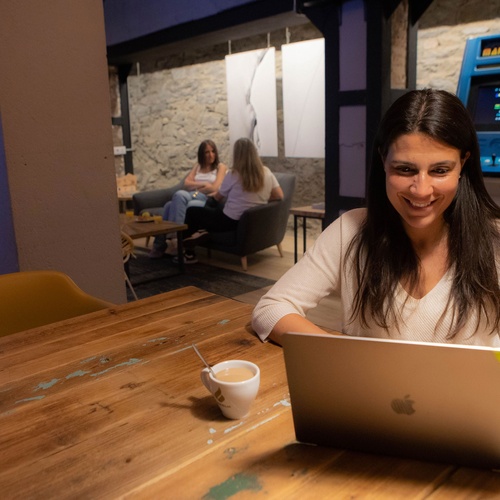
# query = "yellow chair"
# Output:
<box><xmin>0</xmin><ymin>270</ymin><xmax>114</xmax><ymax>337</ymax></box>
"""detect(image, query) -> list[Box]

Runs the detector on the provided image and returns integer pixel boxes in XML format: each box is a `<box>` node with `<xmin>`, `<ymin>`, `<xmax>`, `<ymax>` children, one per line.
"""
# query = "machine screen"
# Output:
<box><xmin>469</xmin><ymin>82</ymin><xmax>500</xmax><ymax>130</ymax></box>
<box><xmin>458</xmin><ymin>34</ymin><xmax>500</xmax><ymax>175</ymax></box>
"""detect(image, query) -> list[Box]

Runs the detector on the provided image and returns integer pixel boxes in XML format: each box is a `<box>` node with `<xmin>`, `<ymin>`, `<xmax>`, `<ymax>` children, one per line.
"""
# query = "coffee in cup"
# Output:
<box><xmin>215</xmin><ymin>366</ymin><xmax>254</xmax><ymax>382</ymax></box>
<box><xmin>201</xmin><ymin>360</ymin><xmax>260</xmax><ymax>419</ymax></box>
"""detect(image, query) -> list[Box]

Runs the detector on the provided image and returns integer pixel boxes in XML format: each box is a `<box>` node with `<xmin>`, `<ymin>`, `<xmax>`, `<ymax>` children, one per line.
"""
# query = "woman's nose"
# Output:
<box><xmin>410</xmin><ymin>174</ymin><xmax>433</xmax><ymax>195</ymax></box>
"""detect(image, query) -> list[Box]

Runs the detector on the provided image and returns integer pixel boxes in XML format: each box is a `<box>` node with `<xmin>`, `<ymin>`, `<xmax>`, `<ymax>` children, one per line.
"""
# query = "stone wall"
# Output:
<box><xmin>122</xmin><ymin>22</ymin><xmax>325</xmax><ymax>213</ymax></box>
<box><xmin>417</xmin><ymin>0</ymin><xmax>500</xmax><ymax>92</ymax></box>
<box><xmin>110</xmin><ymin>0</ymin><xmax>500</xmax><ymax>212</ymax></box>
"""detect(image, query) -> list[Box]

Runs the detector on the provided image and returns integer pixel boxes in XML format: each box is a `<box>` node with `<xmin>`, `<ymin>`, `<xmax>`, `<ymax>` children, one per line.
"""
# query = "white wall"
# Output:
<box><xmin>0</xmin><ymin>0</ymin><xmax>126</xmax><ymax>303</ymax></box>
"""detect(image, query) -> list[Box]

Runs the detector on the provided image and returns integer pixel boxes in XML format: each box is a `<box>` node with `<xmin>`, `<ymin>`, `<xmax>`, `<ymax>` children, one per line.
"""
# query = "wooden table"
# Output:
<box><xmin>120</xmin><ymin>213</ymin><xmax>187</xmax><ymax>274</ymax></box>
<box><xmin>289</xmin><ymin>205</ymin><xmax>326</xmax><ymax>263</ymax></box>
<box><xmin>1</xmin><ymin>287</ymin><xmax>499</xmax><ymax>498</ymax></box>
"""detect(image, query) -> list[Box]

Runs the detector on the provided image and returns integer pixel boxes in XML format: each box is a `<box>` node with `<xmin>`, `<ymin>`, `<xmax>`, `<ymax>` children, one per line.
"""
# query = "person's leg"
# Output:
<box><xmin>186</xmin><ymin>198</ymin><xmax>206</xmax><ymax>211</ymax></box>
<box><xmin>166</xmin><ymin>199</ymin><xmax>205</xmax><ymax>249</ymax></box>
<box><xmin>154</xmin><ymin>190</ymin><xmax>202</xmax><ymax>257</ymax></box>
<box><xmin>186</xmin><ymin>207</ymin><xmax>238</xmax><ymax>233</ymax></box>
<box><xmin>175</xmin><ymin>207</ymin><xmax>237</xmax><ymax>263</ymax></box>
<box><xmin>149</xmin><ymin>201</ymin><xmax>171</xmax><ymax>257</ymax></box>
<box><xmin>172</xmin><ymin>206</ymin><xmax>214</xmax><ymax>264</ymax></box>
<box><xmin>170</xmin><ymin>190</ymin><xmax>207</xmax><ymax>224</ymax></box>
<box><xmin>162</xmin><ymin>200</ymin><xmax>172</xmax><ymax>221</ymax></box>
<box><xmin>183</xmin><ymin>206</ymin><xmax>238</xmax><ymax>248</ymax></box>
<box><xmin>165</xmin><ymin>236</ymin><xmax>178</xmax><ymax>256</ymax></box>
<box><xmin>184</xmin><ymin>205</ymin><xmax>220</xmax><ymax>237</ymax></box>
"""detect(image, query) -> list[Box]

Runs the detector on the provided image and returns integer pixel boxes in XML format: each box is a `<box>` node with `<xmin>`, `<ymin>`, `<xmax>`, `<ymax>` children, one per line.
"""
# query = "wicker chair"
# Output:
<box><xmin>121</xmin><ymin>231</ymin><xmax>138</xmax><ymax>300</ymax></box>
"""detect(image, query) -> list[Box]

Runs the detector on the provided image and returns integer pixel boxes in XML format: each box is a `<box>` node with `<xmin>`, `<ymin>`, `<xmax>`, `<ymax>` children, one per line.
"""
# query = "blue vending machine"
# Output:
<box><xmin>457</xmin><ymin>34</ymin><xmax>500</xmax><ymax>177</ymax></box>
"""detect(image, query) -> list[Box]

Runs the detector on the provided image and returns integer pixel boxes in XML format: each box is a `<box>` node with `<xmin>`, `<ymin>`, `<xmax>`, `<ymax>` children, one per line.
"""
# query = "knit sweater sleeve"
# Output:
<box><xmin>251</xmin><ymin>208</ymin><xmax>365</xmax><ymax>341</ymax></box>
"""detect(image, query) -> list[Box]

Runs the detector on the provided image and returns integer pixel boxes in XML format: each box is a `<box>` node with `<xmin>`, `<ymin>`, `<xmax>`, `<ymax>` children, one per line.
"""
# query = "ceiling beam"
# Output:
<box><xmin>107</xmin><ymin>0</ymin><xmax>307</xmax><ymax>65</ymax></box>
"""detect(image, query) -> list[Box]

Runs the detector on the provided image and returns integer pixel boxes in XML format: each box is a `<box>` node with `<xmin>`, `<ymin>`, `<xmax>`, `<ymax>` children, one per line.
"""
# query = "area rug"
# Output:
<box><xmin>126</xmin><ymin>250</ymin><xmax>275</xmax><ymax>302</ymax></box>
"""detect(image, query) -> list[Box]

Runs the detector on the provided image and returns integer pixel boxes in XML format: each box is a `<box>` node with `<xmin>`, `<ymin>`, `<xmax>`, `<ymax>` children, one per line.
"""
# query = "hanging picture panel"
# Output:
<box><xmin>225</xmin><ymin>47</ymin><xmax>278</xmax><ymax>157</ymax></box>
<box><xmin>282</xmin><ymin>38</ymin><xmax>325</xmax><ymax>158</ymax></box>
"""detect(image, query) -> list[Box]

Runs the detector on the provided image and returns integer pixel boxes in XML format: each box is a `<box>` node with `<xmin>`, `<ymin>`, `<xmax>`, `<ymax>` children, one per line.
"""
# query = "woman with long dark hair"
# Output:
<box><xmin>252</xmin><ymin>89</ymin><xmax>500</xmax><ymax>346</ymax></box>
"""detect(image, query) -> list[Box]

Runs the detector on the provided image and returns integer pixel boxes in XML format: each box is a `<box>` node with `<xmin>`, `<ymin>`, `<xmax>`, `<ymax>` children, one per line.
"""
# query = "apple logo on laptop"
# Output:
<box><xmin>391</xmin><ymin>394</ymin><xmax>415</xmax><ymax>415</ymax></box>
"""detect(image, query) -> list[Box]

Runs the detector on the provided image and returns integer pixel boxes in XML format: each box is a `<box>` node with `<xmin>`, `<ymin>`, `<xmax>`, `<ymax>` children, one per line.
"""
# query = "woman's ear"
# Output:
<box><xmin>378</xmin><ymin>148</ymin><xmax>386</xmax><ymax>171</ymax></box>
<box><xmin>461</xmin><ymin>151</ymin><xmax>470</xmax><ymax>168</ymax></box>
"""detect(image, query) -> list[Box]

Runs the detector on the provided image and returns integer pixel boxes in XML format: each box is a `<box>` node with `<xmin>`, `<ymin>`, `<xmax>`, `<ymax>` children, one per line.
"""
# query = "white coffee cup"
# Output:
<box><xmin>201</xmin><ymin>359</ymin><xmax>260</xmax><ymax>419</ymax></box>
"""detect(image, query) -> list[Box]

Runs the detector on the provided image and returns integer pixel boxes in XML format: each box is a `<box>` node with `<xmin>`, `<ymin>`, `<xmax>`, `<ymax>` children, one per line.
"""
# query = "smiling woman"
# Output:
<box><xmin>382</xmin><ymin>133</ymin><xmax>468</xmax><ymax>299</ymax></box>
<box><xmin>252</xmin><ymin>89</ymin><xmax>500</xmax><ymax>347</ymax></box>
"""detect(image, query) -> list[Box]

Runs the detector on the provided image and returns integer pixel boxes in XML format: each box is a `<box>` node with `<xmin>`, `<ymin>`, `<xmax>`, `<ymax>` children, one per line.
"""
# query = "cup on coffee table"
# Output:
<box><xmin>201</xmin><ymin>360</ymin><xmax>260</xmax><ymax>419</ymax></box>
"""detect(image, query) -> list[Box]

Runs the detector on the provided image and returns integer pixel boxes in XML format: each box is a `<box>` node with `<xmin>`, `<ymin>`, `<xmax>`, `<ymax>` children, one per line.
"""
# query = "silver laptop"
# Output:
<box><xmin>282</xmin><ymin>332</ymin><xmax>500</xmax><ymax>469</ymax></box>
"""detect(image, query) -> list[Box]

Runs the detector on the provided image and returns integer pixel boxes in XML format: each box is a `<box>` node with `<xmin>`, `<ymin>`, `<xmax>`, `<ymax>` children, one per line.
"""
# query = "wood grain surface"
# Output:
<box><xmin>1</xmin><ymin>287</ymin><xmax>498</xmax><ymax>499</ymax></box>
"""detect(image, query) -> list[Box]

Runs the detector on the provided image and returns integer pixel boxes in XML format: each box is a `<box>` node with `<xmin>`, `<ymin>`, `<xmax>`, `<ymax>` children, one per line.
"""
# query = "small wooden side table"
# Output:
<box><xmin>117</xmin><ymin>194</ymin><xmax>134</xmax><ymax>213</ymax></box>
<box><xmin>289</xmin><ymin>205</ymin><xmax>326</xmax><ymax>263</ymax></box>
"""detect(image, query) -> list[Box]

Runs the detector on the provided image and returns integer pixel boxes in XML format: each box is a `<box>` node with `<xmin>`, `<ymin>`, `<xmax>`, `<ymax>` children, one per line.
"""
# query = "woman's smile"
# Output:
<box><xmin>402</xmin><ymin>197</ymin><xmax>436</xmax><ymax>212</ymax></box>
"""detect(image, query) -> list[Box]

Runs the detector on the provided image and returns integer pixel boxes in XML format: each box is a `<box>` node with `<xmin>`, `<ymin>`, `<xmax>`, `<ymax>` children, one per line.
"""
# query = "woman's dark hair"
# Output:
<box><xmin>197</xmin><ymin>139</ymin><xmax>220</xmax><ymax>170</ymax></box>
<box><xmin>349</xmin><ymin>88</ymin><xmax>500</xmax><ymax>338</ymax></box>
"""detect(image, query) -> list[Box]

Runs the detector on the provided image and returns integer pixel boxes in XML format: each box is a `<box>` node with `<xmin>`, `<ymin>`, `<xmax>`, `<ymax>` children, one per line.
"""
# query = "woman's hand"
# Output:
<box><xmin>183</xmin><ymin>165</ymin><xmax>202</xmax><ymax>190</ymax></box>
<box><xmin>185</xmin><ymin>163</ymin><xmax>228</xmax><ymax>194</ymax></box>
<box><xmin>197</xmin><ymin>184</ymin><xmax>212</xmax><ymax>194</ymax></box>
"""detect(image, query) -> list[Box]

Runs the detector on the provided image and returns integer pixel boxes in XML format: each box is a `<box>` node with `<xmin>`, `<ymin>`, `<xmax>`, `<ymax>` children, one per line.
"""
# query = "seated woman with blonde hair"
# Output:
<box><xmin>178</xmin><ymin>137</ymin><xmax>284</xmax><ymax>264</ymax></box>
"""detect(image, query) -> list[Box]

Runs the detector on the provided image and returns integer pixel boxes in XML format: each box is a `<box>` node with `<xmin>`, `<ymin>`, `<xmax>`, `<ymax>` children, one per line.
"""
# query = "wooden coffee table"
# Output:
<box><xmin>120</xmin><ymin>214</ymin><xmax>188</xmax><ymax>274</ymax></box>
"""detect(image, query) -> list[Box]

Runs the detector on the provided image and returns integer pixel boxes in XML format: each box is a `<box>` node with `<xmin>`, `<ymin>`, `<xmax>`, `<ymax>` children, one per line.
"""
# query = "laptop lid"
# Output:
<box><xmin>282</xmin><ymin>332</ymin><xmax>500</xmax><ymax>469</ymax></box>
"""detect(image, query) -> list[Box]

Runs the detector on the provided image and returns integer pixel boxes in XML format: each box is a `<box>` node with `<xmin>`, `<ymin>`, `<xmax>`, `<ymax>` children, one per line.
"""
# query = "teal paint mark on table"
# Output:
<box><xmin>15</xmin><ymin>395</ymin><xmax>45</xmax><ymax>404</ymax></box>
<box><xmin>66</xmin><ymin>370</ymin><xmax>91</xmax><ymax>379</ymax></box>
<box><xmin>33</xmin><ymin>379</ymin><xmax>59</xmax><ymax>391</ymax></box>
<box><xmin>90</xmin><ymin>358</ymin><xmax>142</xmax><ymax>377</ymax></box>
<box><xmin>203</xmin><ymin>473</ymin><xmax>262</xmax><ymax>500</ymax></box>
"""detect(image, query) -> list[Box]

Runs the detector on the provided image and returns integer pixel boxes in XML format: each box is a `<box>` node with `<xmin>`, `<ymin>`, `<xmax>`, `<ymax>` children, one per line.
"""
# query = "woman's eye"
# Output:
<box><xmin>432</xmin><ymin>168</ymin><xmax>449</xmax><ymax>175</ymax></box>
<box><xmin>394</xmin><ymin>166</ymin><xmax>415</xmax><ymax>175</ymax></box>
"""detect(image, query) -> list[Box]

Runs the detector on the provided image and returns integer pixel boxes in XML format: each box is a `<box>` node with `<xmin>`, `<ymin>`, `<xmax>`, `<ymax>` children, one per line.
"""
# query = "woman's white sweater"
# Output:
<box><xmin>252</xmin><ymin>208</ymin><xmax>500</xmax><ymax>347</ymax></box>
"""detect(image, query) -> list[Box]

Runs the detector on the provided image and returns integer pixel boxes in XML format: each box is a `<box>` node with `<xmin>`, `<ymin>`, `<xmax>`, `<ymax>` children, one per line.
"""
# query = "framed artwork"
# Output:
<box><xmin>282</xmin><ymin>38</ymin><xmax>325</xmax><ymax>158</ymax></box>
<box><xmin>225</xmin><ymin>47</ymin><xmax>278</xmax><ymax>157</ymax></box>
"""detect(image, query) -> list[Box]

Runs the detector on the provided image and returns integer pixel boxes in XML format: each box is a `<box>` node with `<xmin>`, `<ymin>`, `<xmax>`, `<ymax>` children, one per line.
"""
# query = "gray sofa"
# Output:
<box><xmin>132</xmin><ymin>175</ymin><xmax>187</xmax><ymax>216</ymax></box>
<box><xmin>132</xmin><ymin>172</ymin><xmax>296</xmax><ymax>271</ymax></box>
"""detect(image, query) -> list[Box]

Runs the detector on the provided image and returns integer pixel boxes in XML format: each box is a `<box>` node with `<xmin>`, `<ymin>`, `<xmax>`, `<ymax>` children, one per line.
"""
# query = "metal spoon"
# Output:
<box><xmin>192</xmin><ymin>343</ymin><xmax>216</xmax><ymax>377</ymax></box>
